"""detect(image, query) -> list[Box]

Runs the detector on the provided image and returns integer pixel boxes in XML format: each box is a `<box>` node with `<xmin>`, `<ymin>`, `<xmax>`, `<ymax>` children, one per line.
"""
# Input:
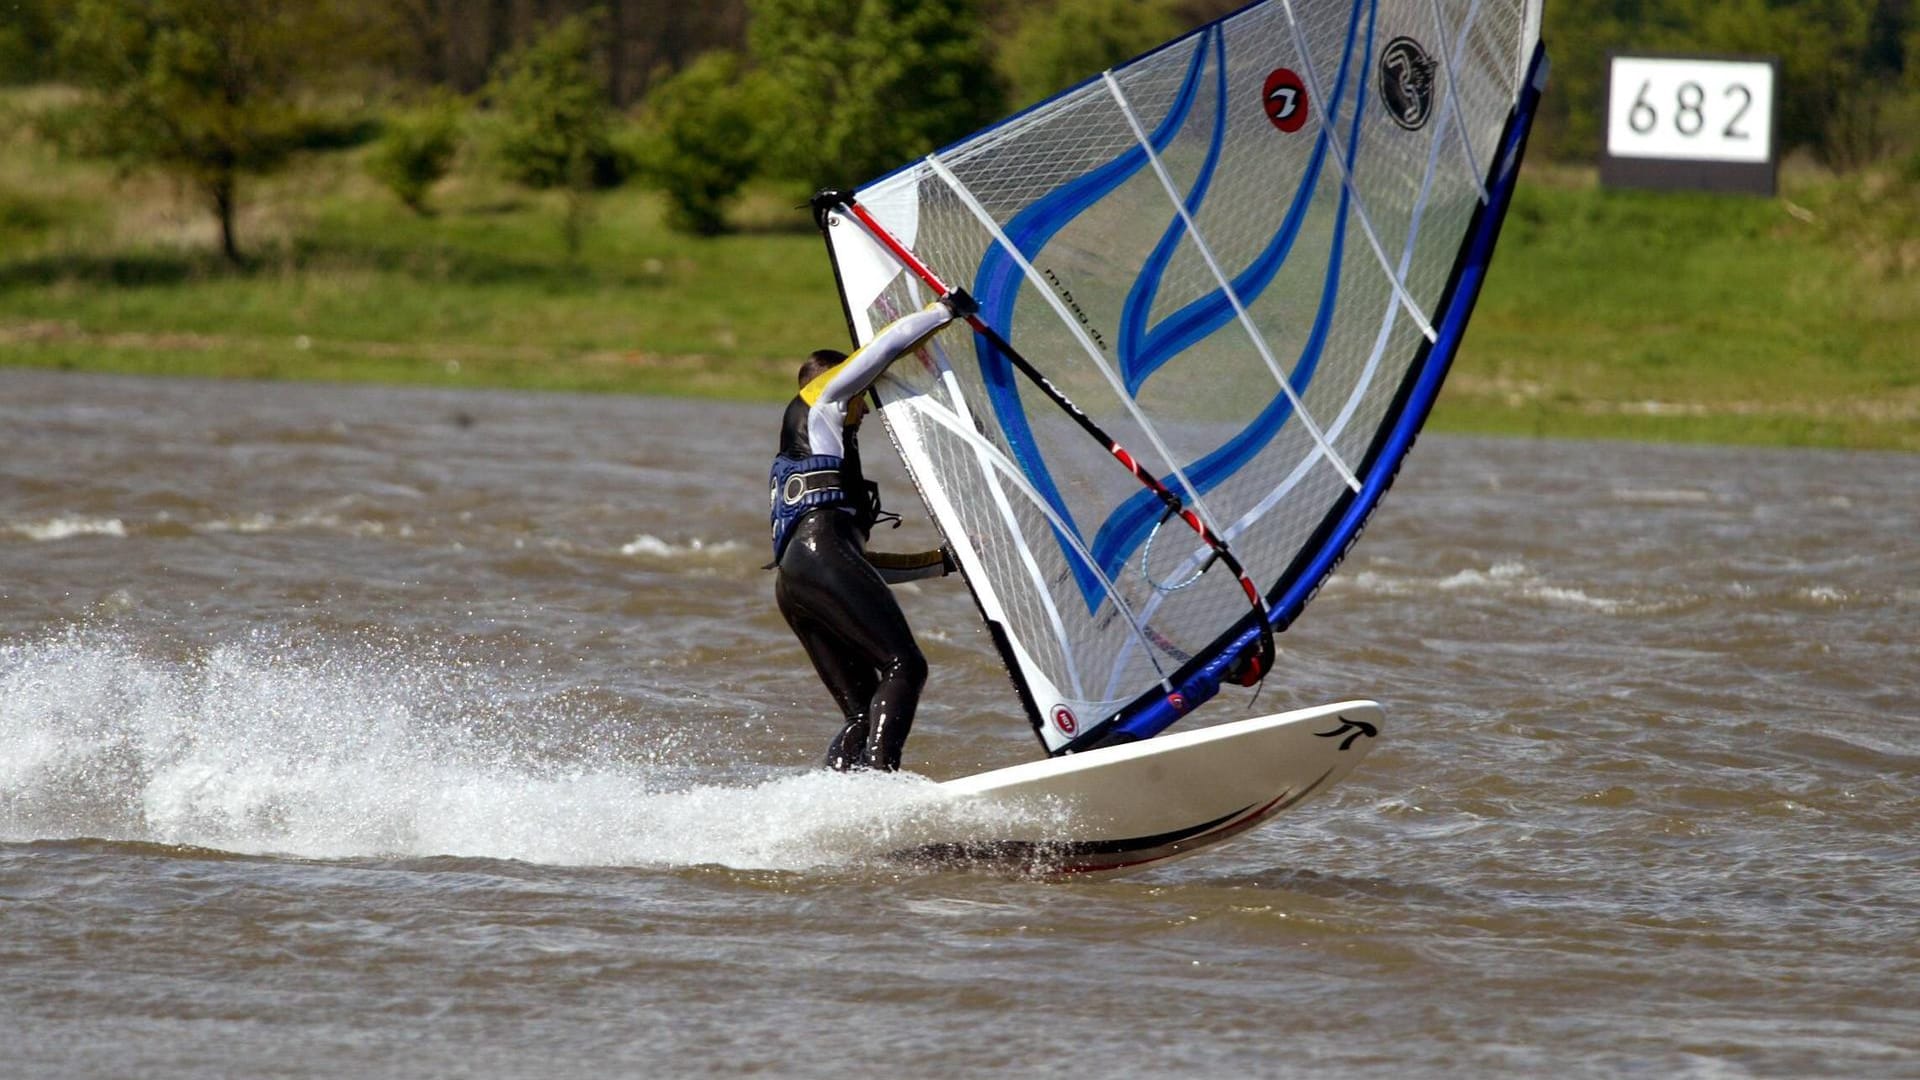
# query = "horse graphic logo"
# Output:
<box><xmin>1379</xmin><ymin>37</ymin><xmax>1438</xmax><ymax>130</ymax></box>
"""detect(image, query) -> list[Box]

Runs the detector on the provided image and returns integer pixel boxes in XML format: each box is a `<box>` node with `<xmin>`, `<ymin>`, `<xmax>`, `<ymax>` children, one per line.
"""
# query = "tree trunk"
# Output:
<box><xmin>486</xmin><ymin>0</ymin><xmax>515</xmax><ymax>73</ymax></box>
<box><xmin>564</xmin><ymin>190</ymin><xmax>585</xmax><ymax>259</ymax></box>
<box><xmin>398</xmin><ymin>0</ymin><xmax>453</xmax><ymax>85</ymax></box>
<box><xmin>607</xmin><ymin>0</ymin><xmax>628</xmax><ymax>106</ymax></box>
<box><xmin>211</xmin><ymin>170</ymin><xmax>241</xmax><ymax>264</ymax></box>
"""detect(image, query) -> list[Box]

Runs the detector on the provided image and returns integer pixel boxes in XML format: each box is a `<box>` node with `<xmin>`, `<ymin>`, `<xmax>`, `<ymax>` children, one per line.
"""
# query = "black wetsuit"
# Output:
<box><xmin>769</xmin><ymin>304</ymin><xmax>954</xmax><ymax>771</ymax></box>
<box><xmin>775</xmin><ymin>490</ymin><xmax>927</xmax><ymax>771</ymax></box>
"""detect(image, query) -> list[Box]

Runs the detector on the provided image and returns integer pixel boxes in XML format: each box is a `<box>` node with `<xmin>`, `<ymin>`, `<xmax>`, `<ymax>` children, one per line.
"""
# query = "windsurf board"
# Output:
<box><xmin>896</xmin><ymin>699</ymin><xmax>1382</xmax><ymax>874</ymax></box>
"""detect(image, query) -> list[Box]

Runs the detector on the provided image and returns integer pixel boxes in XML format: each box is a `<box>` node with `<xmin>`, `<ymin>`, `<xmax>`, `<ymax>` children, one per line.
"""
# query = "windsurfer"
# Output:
<box><xmin>768</xmin><ymin>291</ymin><xmax>976</xmax><ymax>771</ymax></box>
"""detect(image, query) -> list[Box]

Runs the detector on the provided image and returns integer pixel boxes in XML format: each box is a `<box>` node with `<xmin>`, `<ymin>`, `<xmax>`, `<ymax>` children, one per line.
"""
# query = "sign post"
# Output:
<box><xmin>1601</xmin><ymin>54</ymin><xmax>1779</xmax><ymax>196</ymax></box>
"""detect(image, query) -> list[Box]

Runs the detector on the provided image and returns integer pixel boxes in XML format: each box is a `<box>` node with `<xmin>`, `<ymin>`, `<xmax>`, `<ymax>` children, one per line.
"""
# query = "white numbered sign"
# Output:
<box><xmin>1606</xmin><ymin>56</ymin><xmax>1774</xmax><ymax>164</ymax></box>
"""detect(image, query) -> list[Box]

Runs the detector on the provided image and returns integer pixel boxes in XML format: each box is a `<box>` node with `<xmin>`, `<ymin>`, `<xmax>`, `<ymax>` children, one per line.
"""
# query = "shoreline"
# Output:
<box><xmin>4</xmin><ymin>84</ymin><xmax>1913</xmax><ymax>455</ymax></box>
<box><xmin>5</xmin><ymin>337</ymin><xmax>1912</xmax><ymax>454</ymax></box>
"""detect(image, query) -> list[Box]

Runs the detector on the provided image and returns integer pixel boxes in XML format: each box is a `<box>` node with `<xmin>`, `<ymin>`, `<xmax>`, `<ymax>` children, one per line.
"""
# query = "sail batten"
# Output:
<box><xmin>916</xmin><ymin>354</ymin><xmax>1097</xmax><ymax>702</ymax></box>
<box><xmin>817</xmin><ymin>0</ymin><xmax>1545</xmax><ymax>755</ymax></box>
<box><xmin>1278</xmin><ymin>0</ymin><xmax>1442</xmax><ymax>343</ymax></box>
<box><xmin>1428</xmin><ymin>0</ymin><xmax>1492</xmax><ymax>202</ymax></box>
<box><xmin>892</xmin><ymin>393</ymin><xmax>1177</xmax><ymax>693</ymax></box>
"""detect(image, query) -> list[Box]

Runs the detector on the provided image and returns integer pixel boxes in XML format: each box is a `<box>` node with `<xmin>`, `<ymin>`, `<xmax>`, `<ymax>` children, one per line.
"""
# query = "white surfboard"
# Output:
<box><xmin>897</xmin><ymin>700</ymin><xmax>1382</xmax><ymax>874</ymax></box>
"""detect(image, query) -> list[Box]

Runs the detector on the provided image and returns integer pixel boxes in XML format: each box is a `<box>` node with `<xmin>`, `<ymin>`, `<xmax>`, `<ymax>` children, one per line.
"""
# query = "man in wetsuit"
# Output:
<box><xmin>769</xmin><ymin>293</ymin><xmax>974</xmax><ymax>772</ymax></box>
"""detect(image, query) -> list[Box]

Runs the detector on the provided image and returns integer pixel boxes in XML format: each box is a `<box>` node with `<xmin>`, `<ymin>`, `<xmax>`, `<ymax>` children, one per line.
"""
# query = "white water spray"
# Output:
<box><xmin>0</xmin><ymin>629</ymin><xmax>1036</xmax><ymax>870</ymax></box>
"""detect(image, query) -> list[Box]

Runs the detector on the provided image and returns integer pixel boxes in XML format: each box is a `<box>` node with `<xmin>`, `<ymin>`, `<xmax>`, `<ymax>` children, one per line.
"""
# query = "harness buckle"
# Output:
<box><xmin>781</xmin><ymin>469</ymin><xmax>841</xmax><ymax>506</ymax></box>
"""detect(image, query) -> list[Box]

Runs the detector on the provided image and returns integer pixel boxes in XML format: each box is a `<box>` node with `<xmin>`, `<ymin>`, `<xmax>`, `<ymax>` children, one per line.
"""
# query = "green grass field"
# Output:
<box><xmin>1448</xmin><ymin>165</ymin><xmax>1918</xmax><ymax>450</ymax></box>
<box><xmin>2</xmin><ymin>87</ymin><xmax>1915</xmax><ymax>451</ymax></box>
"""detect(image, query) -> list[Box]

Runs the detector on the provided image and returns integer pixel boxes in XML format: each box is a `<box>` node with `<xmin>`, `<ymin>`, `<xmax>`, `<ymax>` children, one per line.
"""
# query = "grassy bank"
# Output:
<box><xmin>2</xmin><ymin>88</ymin><xmax>1914</xmax><ymax>451</ymax></box>
<box><xmin>0</xmin><ymin>88</ymin><xmax>845</xmax><ymax>398</ymax></box>
<box><xmin>1446</xmin><ymin>164</ymin><xmax>1918</xmax><ymax>451</ymax></box>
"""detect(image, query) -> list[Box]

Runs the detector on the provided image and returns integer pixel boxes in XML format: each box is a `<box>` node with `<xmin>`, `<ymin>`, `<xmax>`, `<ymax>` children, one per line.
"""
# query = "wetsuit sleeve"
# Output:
<box><xmin>803</xmin><ymin>302</ymin><xmax>955</xmax><ymax>455</ymax></box>
<box><xmin>818</xmin><ymin>302</ymin><xmax>954</xmax><ymax>406</ymax></box>
<box><xmin>866</xmin><ymin>547</ymin><xmax>951</xmax><ymax>584</ymax></box>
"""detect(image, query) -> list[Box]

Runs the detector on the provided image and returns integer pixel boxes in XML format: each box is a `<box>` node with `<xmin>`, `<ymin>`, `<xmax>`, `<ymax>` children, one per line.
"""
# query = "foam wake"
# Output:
<box><xmin>0</xmin><ymin>629</ymin><xmax>1026</xmax><ymax>871</ymax></box>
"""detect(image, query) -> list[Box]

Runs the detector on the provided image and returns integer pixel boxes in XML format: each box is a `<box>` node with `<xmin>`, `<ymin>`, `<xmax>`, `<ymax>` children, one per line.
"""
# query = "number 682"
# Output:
<box><xmin>1628</xmin><ymin>79</ymin><xmax>1755</xmax><ymax>140</ymax></box>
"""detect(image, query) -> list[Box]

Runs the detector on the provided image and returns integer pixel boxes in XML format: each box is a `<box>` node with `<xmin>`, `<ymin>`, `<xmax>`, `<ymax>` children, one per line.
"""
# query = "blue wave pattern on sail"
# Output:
<box><xmin>983</xmin><ymin>0</ymin><xmax>1374</xmax><ymax>611</ymax></box>
<box><xmin>1115</xmin><ymin>10</ymin><xmax>1355</xmax><ymax>397</ymax></box>
<box><xmin>971</xmin><ymin>29</ymin><xmax>1218</xmax><ymax>605</ymax></box>
<box><xmin>973</xmin><ymin>0</ymin><xmax>1375</xmax><ymax>614</ymax></box>
<box><xmin>825</xmin><ymin>0</ymin><xmax>1547</xmax><ymax>753</ymax></box>
<box><xmin>1104</xmin><ymin>46</ymin><xmax>1550</xmax><ymax>747</ymax></box>
<box><xmin>1091</xmin><ymin>0</ymin><xmax>1377</xmax><ymax>599</ymax></box>
<box><xmin>1116</xmin><ymin>32</ymin><xmax>1236</xmax><ymax>400</ymax></box>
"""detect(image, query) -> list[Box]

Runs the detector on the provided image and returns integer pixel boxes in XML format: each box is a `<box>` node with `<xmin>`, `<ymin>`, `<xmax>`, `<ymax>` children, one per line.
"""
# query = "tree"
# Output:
<box><xmin>1633</xmin><ymin>0</ymin><xmax>1913</xmax><ymax>166</ymax></box>
<box><xmin>52</xmin><ymin>0</ymin><xmax>338</xmax><ymax>263</ymax></box>
<box><xmin>485</xmin><ymin>11</ymin><xmax>616</xmax><ymax>255</ymax></box>
<box><xmin>368</xmin><ymin>96</ymin><xmax>464</xmax><ymax>215</ymax></box>
<box><xmin>636</xmin><ymin>52</ymin><xmax>766</xmax><ymax>234</ymax></box>
<box><xmin>998</xmin><ymin>0</ymin><xmax>1184</xmax><ymax>109</ymax></box>
<box><xmin>0</xmin><ymin>0</ymin><xmax>58</xmax><ymax>85</ymax></box>
<box><xmin>748</xmin><ymin>0</ymin><xmax>1004</xmax><ymax>189</ymax></box>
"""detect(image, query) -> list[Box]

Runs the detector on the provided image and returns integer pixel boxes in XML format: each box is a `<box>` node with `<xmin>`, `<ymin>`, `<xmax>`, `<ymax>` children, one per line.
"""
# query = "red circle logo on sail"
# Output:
<box><xmin>1262</xmin><ymin>68</ymin><xmax>1309</xmax><ymax>133</ymax></box>
<box><xmin>1051</xmin><ymin>705</ymin><xmax>1078</xmax><ymax>735</ymax></box>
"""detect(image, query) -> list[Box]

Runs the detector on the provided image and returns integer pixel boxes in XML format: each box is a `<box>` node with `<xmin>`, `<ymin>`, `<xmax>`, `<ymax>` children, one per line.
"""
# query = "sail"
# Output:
<box><xmin>819</xmin><ymin>0</ymin><xmax>1547</xmax><ymax>755</ymax></box>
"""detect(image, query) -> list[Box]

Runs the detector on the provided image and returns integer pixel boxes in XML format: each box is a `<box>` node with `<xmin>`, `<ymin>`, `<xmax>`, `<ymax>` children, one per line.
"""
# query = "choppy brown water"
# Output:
<box><xmin>3</xmin><ymin>368</ymin><xmax>1916</xmax><ymax>1078</ymax></box>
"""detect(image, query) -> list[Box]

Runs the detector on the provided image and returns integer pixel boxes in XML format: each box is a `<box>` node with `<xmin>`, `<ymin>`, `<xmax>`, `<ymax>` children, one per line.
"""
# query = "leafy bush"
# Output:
<box><xmin>0</xmin><ymin>191</ymin><xmax>55</xmax><ymax>235</ymax></box>
<box><xmin>484</xmin><ymin>12</ymin><xmax>617</xmax><ymax>253</ymax></box>
<box><xmin>998</xmin><ymin>0</ymin><xmax>1183</xmax><ymax>109</ymax></box>
<box><xmin>368</xmin><ymin>99</ymin><xmax>463</xmax><ymax>214</ymax></box>
<box><xmin>286</xmin><ymin>114</ymin><xmax>383</xmax><ymax>153</ymax></box>
<box><xmin>486</xmin><ymin>14</ymin><xmax>614</xmax><ymax>191</ymax></box>
<box><xmin>53</xmin><ymin>0</ymin><xmax>342</xmax><ymax>262</ymax></box>
<box><xmin>635</xmin><ymin>52</ymin><xmax>765</xmax><ymax>234</ymax></box>
<box><xmin>748</xmin><ymin>0</ymin><xmax>1003</xmax><ymax>188</ymax></box>
<box><xmin>0</xmin><ymin>0</ymin><xmax>57</xmax><ymax>85</ymax></box>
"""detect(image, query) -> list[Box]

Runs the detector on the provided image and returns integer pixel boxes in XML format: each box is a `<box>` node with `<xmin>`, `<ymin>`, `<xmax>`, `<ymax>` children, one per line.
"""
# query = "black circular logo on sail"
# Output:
<box><xmin>1378</xmin><ymin>37</ymin><xmax>1437</xmax><ymax>130</ymax></box>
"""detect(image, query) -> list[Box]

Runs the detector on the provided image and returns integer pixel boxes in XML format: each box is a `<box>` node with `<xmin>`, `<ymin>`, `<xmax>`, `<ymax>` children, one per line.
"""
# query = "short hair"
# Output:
<box><xmin>797</xmin><ymin>349</ymin><xmax>846</xmax><ymax>388</ymax></box>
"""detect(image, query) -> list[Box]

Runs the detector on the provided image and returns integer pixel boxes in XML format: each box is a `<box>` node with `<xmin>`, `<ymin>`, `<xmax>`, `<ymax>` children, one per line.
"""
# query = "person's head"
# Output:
<box><xmin>797</xmin><ymin>350</ymin><xmax>845</xmax><ymax>389</ymax></box>
<box><xmin>798</xmin><ymin>350</ymin><xmax>869</xmax><ymax>426</ymax></box>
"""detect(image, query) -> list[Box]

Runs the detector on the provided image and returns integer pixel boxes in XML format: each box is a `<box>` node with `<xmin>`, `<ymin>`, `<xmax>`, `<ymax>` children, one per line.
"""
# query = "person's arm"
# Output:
<box><xmin>865</xmin><ymin>546</ymin><xmax>957</xmax><ymax>584</ymax></box>
<box><xmin>803</xmin><ymin>293</ymin><xmax>976</xmax><ymax>453</ymax></box>
<box><xmin>812</xmin><ymin>300</ymin><xmax>955</xmax><ymax>408</ymax></box>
